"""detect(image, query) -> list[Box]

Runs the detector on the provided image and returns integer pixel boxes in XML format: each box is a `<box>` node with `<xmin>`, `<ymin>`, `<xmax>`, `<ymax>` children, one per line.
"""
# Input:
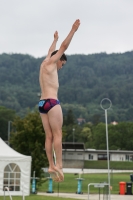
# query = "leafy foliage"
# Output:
<box><xmin>0</xmin><ymin>106</ymin><xmax>16</xmax><ymax>140</ymax></box>
<box><xmin>10</xmin><ymin>111</ymin><xmax>48</xmax><ymax>179</ymax></box>
<box><xmin>92</xmin><ymin>122</ymin><xmax>133</xmax><ymax>150</ymax></box>
<box><xmin>0</xmin><ymin>52</ymin><xmax>133</xmax><ymax>122</ymax></box>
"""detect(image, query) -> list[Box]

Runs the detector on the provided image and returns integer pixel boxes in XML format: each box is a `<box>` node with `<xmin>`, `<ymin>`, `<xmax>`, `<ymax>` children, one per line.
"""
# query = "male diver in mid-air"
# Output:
<box><xmin>38</xmin><ymin>19</ymin><xmax>80</xmax><ymax>182</ymax></box>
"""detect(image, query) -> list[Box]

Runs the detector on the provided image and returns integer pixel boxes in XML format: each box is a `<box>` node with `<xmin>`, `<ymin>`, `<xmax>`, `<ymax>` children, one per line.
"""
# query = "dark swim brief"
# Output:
<box><xmin>38</xmin><ymin>99</ymin><xmax>60</xmax><ymax>114</ymax></box>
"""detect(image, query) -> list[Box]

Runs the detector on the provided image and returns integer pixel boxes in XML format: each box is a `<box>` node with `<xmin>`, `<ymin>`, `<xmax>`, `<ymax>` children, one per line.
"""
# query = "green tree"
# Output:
<box><xmin>63</xmin><ymin>109</ymin><xmax>75</xmax><ymax>126</ymax></box>
<box><xmin>1</xmin><ymin>52</ymin><xmax>133</xmax><ymax>121</ymax></box>
<box><xmin>0</xmin><ymin>106</ymin><xmax>16</xmax><ymax>141</ymax></box>
<box><xmin>92</xmin><ymin>123</ymin><xmax>107</xmax><ymax>149</ymax></box>
<box><xmin>10</xmin><ymin>111</ymin><xmax>48</xmax><ymax>179</ymax></box>
<box><xmin>92</xmin><ymin>122</ymin><xmax>133</xmax><ymax>150</ymax></box>
<box><xmin>79</xmin><ymin>124</ymin><xmax>93</xmax><ymax>148</ymax></box>
<box><xmin>63</xmin><ymin>109</ymin><xmax>76</xmax><ymax>142</ymax></box>
<box><xmin>115</xmin><ymin>122</ymin><xmax>133</xmax><ymax>150</ymax></box>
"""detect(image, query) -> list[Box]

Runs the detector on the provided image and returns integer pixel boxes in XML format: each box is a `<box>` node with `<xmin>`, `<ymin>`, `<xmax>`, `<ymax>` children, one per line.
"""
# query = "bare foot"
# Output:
<box><xmin>55</xmin><ymin>168</ymin><xmax>64</xmax><ymax>182</ymax></box>
<box><xmin>48</xmin><ymin>170</ymin><xmax>60</xmax><ymax>182</ymax></box>
<box><xmin>48</xmin><ymin>167</ymin><xmax>64</xmax><ymax>182</ymax></box>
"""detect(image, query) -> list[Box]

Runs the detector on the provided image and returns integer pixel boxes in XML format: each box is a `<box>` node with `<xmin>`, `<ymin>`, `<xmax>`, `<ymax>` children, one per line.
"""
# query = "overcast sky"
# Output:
<box><xmin>0</xmin><ymin>0</ymin><xmax>133</xmax><ymax>58</ymax></box>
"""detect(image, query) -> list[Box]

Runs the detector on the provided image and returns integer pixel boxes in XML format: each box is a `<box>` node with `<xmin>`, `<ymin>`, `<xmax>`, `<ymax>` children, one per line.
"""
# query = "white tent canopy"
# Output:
<box><xmin>0</xmin><ymin>138</ymin><xmax>32</xmax><ymax>196</ymax></box>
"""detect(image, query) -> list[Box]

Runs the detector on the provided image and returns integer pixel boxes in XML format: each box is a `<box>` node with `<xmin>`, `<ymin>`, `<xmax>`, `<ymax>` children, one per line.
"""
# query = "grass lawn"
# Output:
<box><xmin>0</xmin><ymin>195</ymin><xmax>79</xmax><ymax>200</ymax></box>
<box><xmin>38</xmin><ymin>172</ymin><xmax>132</xmax><ymax>194</ymax></box>
<box><xmin>0</xmin><ymin>173</ymin><xmax>132</xmax><ymax>200</ymax></box>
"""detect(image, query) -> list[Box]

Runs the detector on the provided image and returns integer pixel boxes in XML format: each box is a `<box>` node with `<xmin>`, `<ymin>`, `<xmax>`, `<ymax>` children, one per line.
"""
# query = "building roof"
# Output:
<box><xmin>62</xmin><ymin>142</ymin><xmax>85</xmax><ymax>150</ymax></box>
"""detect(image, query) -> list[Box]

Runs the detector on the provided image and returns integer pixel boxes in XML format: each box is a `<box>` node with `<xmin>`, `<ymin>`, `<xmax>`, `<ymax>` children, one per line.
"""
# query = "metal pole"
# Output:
<box><xmin>8</xmin><ymin>121</ymin><xmax>12</xmax><ymax>146</ymax></box>
<box><xmin>105</xmin><ymin>109</ymin><xmax>111</xmax><ymax>200</ymax></box>
<box><xmin>4</xmin><ymin>187</ymin><xmax>5</xmax><ymax>200</ymax></box>
<box><xmin>8</xmin><ymin>121</ymin><xmax>11</xmax><ymax>146</ymax></box>
<box><xmin>57</xmin><ymin>183</ymin><xmax>59</xmax><ymax>197</ymax></box>
<box><xmin>100</xmin><ymin>98</ymin><xmax>112</xmax><ymax>200</ymax></box>
<box><xmin>99</xmin><ymin>187</ymin><xmax>100</xmax><ymax>200</ymax></box>
<box><xmin>73</xmin><ymin>128</ymin><xmax>75</xmax><ymax>144</ymax></box>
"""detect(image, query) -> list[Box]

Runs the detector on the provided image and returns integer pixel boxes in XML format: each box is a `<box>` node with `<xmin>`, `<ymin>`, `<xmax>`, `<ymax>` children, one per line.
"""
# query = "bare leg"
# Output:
<box><xmin>40</xmin><ymin>105</ymin><xmax>64</xmax><ymax>181</ymax></box>
<box><xmin>48</xmin><ymin>105</ymin><xmax>64</xmax><ymax>181</ymax></box>
<box><xmin>40</xmin><ymin>114</ymin><xmax>55</xmax><ymax>169</ymax></box>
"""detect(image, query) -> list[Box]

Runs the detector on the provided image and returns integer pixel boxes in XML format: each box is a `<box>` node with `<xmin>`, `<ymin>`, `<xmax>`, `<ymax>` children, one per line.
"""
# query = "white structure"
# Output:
<box><xmin>62</xmin><ymin>145</ymin><xmax>133</xmax><ymax>162</ymax></box>
<box><xmin>62</xmin><ymin>142</ymin><xmax>85</xmax><ymax>168</ymax></box>
<box><xmin>85</xmin><ymin>149</ymin><xmax>133</xmax><ymax>161</ymax></box>
<box><xmin>0</xmin><ymin>138</ymin><xmax>31</xmax><ymax>196</ymax></box>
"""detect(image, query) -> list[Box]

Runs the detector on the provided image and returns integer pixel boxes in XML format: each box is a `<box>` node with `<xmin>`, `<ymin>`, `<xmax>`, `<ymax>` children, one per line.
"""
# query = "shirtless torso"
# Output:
<box><xmin>39</xmin><ymin>61</ymin><xmax>59</xmax><ymax>100</ymax></box>
<box><xmin>38</xmin><ymin>19</ymin><xmax>80</xmax><ymax>182</ymax></box>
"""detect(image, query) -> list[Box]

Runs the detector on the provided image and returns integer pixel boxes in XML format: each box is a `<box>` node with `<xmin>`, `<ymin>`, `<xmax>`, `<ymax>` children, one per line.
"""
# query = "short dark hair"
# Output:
<box><xmin>51</xmin><ymin>50</ymin><xmax>67</xmax><ymax>61</ymax></box>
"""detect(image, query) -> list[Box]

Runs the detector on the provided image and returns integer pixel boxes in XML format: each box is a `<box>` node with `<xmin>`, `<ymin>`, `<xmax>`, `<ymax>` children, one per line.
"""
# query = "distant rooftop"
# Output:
<box><xmin>62</xmin><ymin>142</ymin><xmax>85</xmax><ymax>150</ymax></box>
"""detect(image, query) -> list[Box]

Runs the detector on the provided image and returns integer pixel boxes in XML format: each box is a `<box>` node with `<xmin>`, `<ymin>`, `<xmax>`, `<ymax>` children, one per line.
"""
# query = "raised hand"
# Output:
<box><xmin>72</xmin><ymin>19</ymin><xmax>80</xmax><ymax>32</ymax></box>
<box><xmin>54</xmin><ymin>31</ymin><xmax>59</xmax><ymax>41</ymax></box>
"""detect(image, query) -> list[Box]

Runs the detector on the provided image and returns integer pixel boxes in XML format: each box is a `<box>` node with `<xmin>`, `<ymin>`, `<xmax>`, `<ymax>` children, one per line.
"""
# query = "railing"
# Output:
<box><xmin>88</xmin><ymin>183</ymin><xmax>109</xmax><ymax>200</ymax></box>
<box><xmin>3</xmin><ymin>186</ymin><xmax>25</xmax><ymax>200</ymax></box>
<box><xmin>4</xmin><ymin>187</ymin><xmax>12</xmax><ymax>200</ymax></box>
